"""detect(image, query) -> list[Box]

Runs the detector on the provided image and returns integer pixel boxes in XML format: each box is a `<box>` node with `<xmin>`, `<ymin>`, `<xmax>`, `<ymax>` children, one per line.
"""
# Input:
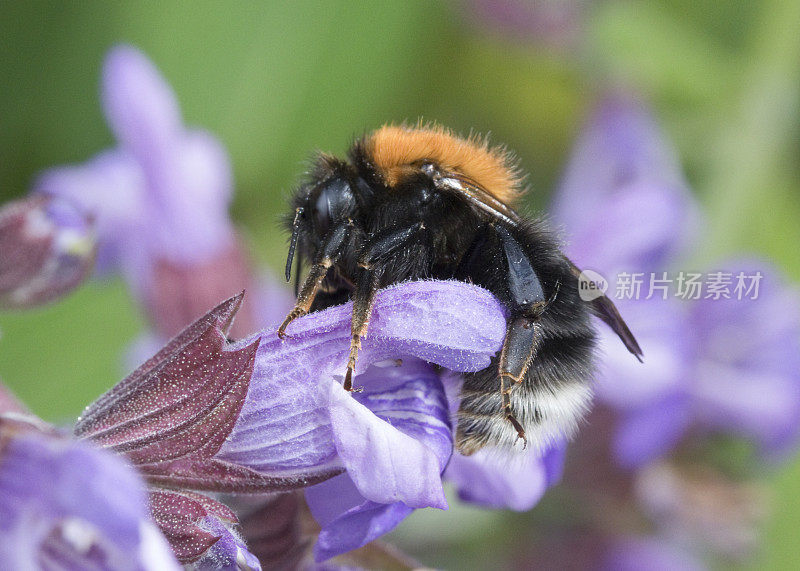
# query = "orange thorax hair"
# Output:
<box><xmin>365</xmin><ymin>124</ymin><xmax>524</xmax><ymax>204</ymax></box>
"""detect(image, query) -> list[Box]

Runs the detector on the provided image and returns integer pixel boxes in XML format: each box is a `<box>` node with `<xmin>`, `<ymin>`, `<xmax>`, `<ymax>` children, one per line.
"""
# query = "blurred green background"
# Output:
<box><xmin>1</xmin><ymin>1</ymin><xmax>799</xmax><ymax>568</ymax></box>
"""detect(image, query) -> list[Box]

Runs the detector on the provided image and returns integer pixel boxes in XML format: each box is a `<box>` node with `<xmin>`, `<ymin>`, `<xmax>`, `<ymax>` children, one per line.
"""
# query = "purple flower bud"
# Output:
<box><xmin>148</xmin><ymin>488</ymin><xmax>261</xmax><ymax>567</ymax></box>
<box><xmin>191</xmin><ymin>515</ymin><xmax>262</xmax><ymax>571</ymax></box>
<box><xmin>0</xmin><ymin>414</ymin><xmax>179</xmax><ymax>570</ymax></box>
<box><xmin>0</xmin><ymin>195</ymin><xmax>95</xmax><ymax>309</ymax></box>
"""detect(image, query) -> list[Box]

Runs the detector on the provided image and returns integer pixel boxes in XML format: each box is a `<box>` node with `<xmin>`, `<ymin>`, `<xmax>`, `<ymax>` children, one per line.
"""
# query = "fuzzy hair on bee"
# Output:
<box><xmin>279</xmin><ymin>122</ymin><xmax>642</xmax><ymax>455</ymax></box>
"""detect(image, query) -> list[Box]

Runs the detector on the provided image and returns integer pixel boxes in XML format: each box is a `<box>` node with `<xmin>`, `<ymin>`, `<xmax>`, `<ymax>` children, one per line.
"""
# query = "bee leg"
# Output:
<box><xmin>343</xmin><ymin>221</ymin><xmax>428</xmax><ymax>390</ymax></box>
<box><xmin>278</xmin><ymin>219</ymin><xmax>354</xmax><ymax>339</ymax></box>
<box><xmin>344</xmin><ymin>268</ymin><xmax>380</xmax><ymax>391</ymax></box>
<box><xmin>357</xmin><ymin>221</ymin><xmax>427</xmax><ymax>267</ymax></box>
<box><xmin>494</xmin><ymin>225</ymin><xmax>551</xmax><ymax>447</ymax></box>
<box><xmin>499</xmin><ymin>316</ymin><xmax>545</xmax><ymax>448</ymax></box>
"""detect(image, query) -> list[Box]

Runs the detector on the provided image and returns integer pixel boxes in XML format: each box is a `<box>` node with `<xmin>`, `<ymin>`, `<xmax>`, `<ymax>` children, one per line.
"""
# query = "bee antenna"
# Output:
<box><xmin>285</xmin><ymin>207</ymin><xmax>304</xmax><ymax>282</ymax></box>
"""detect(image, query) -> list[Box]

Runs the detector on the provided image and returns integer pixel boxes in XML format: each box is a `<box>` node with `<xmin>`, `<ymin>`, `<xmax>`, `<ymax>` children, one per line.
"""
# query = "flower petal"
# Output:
<box><xmin>594</xmin><ymin>297</ymin><xmax>691</xmax><ymax>411</ymax></box>
<box><xmin>688</xmin><ymin>259</ymin><xmax>800</xmax><ymax>457</ymax></box>
<box><xmin>329</xmin><ymin>359</ymin><xmax>450</xmax><ymax>509</ymax></box>
<box><xmin>103</xmin><ymin>46</ymin><xmax>236</xmax><ymax>267</ymax></box>
<box><xmin>144</xmin><ymin>129</ymin><xmax>235</xmax><ymax>265</ymax></box>
<box><xmin>0</xmin><ymin>422</ymin><xmax>178</xmax><ymax>570</ymax></box>
<box><xmin>305</xmin><ymin>474</ymin><xmax>413</xmax><ymax>562</ymax></box>
<box><xmin>445</xmin><ymin>441</ymin><xmax>565</xmax><ymax>511</ymax></box>
<box><xmin>552</xmin><ymin>91</ymin><xmax>698</xmax><ymax>272</ymax></box>
<box><xmin>613</xmin><ymin>394</ymin><xmax>692</xmax><ymax>469</ymax></box>
<box><xmin>102</xmin><ymin>45</ymin><xmax>182</xmax><ymax>164</ymax></box>
<box><xmin>566</xmin><ymin>181</ymin><xmax>697</xmax><ymax>275</ymax></box>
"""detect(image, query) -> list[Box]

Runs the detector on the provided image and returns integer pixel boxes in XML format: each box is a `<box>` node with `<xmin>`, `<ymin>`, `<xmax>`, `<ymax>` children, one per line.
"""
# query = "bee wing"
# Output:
<box><xmin>436</xmin><ymin>173</ymin><xmax>522</xmax><ymax>226</ymax></box>
<box><xmin>565</xmin><ymin>257</ymin><xmax>644</xmax><ymax>362</ymax></box>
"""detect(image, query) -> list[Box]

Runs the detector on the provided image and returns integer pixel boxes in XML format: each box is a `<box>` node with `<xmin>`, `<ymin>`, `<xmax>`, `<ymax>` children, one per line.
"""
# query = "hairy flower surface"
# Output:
<box><xmin>190</xmin><ymin>514</ymin><xmax>262</xmax><ymax>571</ymax></box>
<box><xmin>0</xmin><ymin>195</ymin><xmax>95</xmax><ymax>309</ymax></box>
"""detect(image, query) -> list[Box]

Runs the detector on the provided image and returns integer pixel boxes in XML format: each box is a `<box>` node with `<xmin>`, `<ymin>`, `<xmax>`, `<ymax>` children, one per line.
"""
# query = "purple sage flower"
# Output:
<box><xmin>219</xmin><ymin>280</ymin><xmax>507</xmax><ymax>561</ymax></box>
<box><xmin>76</xmin><ymin>280</ymin><xmax>564</xmax><ymax>563</ymax></box>
<box><xmin>553</xmin><ymin>91</ymin><xmax>800</xmax><ymax>467</ymax></box>
<box><xmin>0</xmin><ymin>413</ymin><xmax>179</xmax><ymax>570</ymax></box>
<box><xmin>0</xmin><ymin>195</ymin><xmax>95</xmax><ymax>309</ymax></box>
<box><xmin>33</xmin><ymin>44</ymin><xmax>269</xmax><ymax>339</ymax></box>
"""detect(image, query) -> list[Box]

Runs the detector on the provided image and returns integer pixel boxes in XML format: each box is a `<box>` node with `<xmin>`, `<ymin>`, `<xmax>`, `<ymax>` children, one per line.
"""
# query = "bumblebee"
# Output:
<box><xmin>279</xmin><ymin>124</ymin><xmax>641</xmax><ymax>454</ymax></box>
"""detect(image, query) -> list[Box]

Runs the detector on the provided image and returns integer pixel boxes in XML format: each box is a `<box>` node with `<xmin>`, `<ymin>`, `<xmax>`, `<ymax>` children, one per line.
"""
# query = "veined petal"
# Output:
<box><xmin>329</xmin><ymin>359</ymin><xmax>450</xmax><ymax>509</ymax></box>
